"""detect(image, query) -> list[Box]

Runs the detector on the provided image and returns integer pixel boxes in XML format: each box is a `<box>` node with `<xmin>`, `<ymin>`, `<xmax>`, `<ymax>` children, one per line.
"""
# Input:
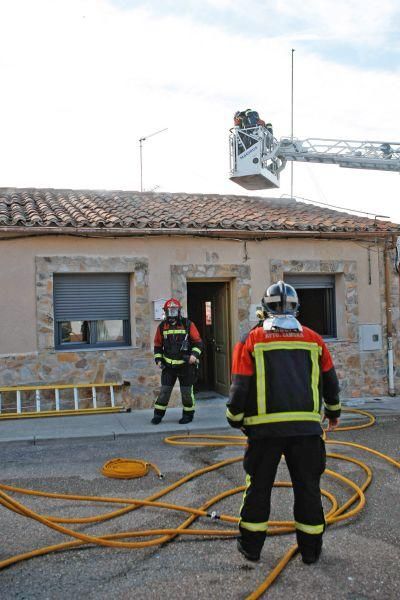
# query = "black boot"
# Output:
<box><xmin>151</xmin><ymin>415</ymin><xmax>162</xmax><ymax>425</ymax></box>
<box><xmin>236</xmin><ymin>539</ymin><xmax>260</xmax><ymax>562</ymax></box>
<box><xmin>178</xmin><ymin>413</ymin><xmax>193</xmax><ymax>424</ymax></box>
<box><xmin>301</xmin><ymin>551</ymin><xmax>321</xmax><ymax>565</ymax></box>
<box><xmin>301</xmin><ymin>539</ymin><xmax>322</xmax><ymax>564</ymax></box>
<box><xmin>297</xmin><ymin>531</ymin><xmax>323</xmax><ymax>564</ymax></box>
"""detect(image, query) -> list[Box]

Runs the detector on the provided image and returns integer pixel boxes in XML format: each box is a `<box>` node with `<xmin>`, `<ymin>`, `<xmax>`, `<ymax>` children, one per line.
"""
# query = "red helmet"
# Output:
<box><xmin>163</xmin><ymin>298</ymin><xmax>182</xmax><ymax>321</ymax></box>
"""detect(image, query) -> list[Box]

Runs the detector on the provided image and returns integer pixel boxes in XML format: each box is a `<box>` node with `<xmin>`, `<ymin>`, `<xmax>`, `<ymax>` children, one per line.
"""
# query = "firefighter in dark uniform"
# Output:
<box><xmin>152</xmin><ymin>298</ymin><xmax>203</xmax><ymax>425</ymax></box>
<box><xmin>226</xmin><ymin>281</ymin><xmax>341</xmax><ymax>564</ymax></box>
<box><xmin>234</xmin><ymin>109</ymin><xmax>270</xmax><ymax>154</ymax></box>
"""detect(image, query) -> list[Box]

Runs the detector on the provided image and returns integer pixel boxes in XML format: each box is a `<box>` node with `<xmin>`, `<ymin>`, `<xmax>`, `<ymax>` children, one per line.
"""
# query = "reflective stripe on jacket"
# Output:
<box><xmin>154</xmin><ymin>318</ymin><xmax>203</xmax><ymax>368</ymax></box>
<box><xmin>226</xmin><ymin>325</ymin><xmax>340</xmax><ymax>438</ymax></box>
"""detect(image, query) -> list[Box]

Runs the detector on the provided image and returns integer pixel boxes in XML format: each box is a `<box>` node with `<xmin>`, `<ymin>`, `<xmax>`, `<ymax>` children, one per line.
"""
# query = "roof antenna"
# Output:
<box><xmin>290</xmin><ymin>48</ymin><xmax>295</xmax><ymax>200</ymax></box>
<box><xmin>139</xmin><ymin>128</ymin><xmax>168</xmax><ymax>192</ymax></box>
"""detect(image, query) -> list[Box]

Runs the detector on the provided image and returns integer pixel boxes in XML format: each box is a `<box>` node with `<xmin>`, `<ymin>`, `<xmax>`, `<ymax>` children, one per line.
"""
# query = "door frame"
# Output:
<box><xmin>171</xmin><ymin>262</ymin><xmax>252</xmax><ymax>373</ymax></box>
<box><xmin>186</xmin><ymin>279</ymin><xmax>232</xmax><ymax>393</ymax></box>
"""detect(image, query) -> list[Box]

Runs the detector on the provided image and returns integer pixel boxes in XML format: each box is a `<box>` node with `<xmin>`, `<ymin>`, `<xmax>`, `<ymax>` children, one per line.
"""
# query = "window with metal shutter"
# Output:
<box><xmin>53</xmin><ymin>273</ymin><xmax>131</xmax><ymax>348</ymax></box>
<box><xmin>284</xmin><ymin>274</ymin><xmax>336</xmax><ymax>338</ymax></box>
<box><xmin>284</xmin><ymin>274</ymin><xmax>335</xmax><ymax>289</ymax></box>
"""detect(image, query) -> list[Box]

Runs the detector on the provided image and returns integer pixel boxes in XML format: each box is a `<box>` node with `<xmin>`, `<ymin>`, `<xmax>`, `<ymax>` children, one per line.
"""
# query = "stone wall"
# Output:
<box><xmin>381</xmin><ymin>245</ymin><xmax>400</xmax><ymax>394</ymax></box>
<box><xmin>0</xmin><ymin>256</ymin><xmax>160</xmax><ymax>410</ymax></box>
<box><xmin>271</xmin><ymin>254</ymin><xmax>398</xmax><ymax>397</ymax></box>
<box><xmin>0</xmin><ymin>258</ymin><xmax>252</xmax><ymax>411</ymax></box>
<box><xmin>1</xmin><ymin>245</ymin><xmax>398</xmax><ymax>411</ymax></box>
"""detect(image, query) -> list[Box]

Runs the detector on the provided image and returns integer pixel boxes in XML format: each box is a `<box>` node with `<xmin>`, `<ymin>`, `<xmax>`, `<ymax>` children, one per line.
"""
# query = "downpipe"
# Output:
<box><xmin>384</xmin><ymin>243</ymin><xmax>396</xmax><ymax>396</ymax></box>
<box><xmin>387</xmin><ymin>338</ymin><xmax>395</xmax><ymax>396</ymax></box>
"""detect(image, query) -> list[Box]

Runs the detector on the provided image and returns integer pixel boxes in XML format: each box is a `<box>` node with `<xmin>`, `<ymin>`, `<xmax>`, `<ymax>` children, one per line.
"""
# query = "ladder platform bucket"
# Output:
<box><xmin>229</xmin><ymin>170</ymin><xmax>280</xmax><ymax>190</ymax></box>
<box><xmin>229</xmin><ymin>126</ymin><xmax>282</xmax><ymax>190</ymax></box>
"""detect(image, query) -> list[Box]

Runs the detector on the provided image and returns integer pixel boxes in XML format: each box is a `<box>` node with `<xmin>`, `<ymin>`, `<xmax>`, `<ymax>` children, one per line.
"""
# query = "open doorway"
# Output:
<box><xmin>187</xmin><ymin>281</ymin><xmax>231</xmax><ymax>396</ymax></box>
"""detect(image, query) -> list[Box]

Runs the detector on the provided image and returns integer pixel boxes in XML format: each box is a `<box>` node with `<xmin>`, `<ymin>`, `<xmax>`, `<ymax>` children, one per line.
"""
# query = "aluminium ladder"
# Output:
<box><xmin>0</xmin><ymin>382</ymin><xmax>124</xmax><ymax>419</ymax></box>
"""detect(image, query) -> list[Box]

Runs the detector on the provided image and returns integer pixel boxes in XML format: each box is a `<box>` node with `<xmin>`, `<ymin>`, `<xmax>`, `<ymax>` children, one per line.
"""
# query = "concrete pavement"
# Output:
<box><xmin>0</xmin><ymin>395</ymin><xmax>399</xmax><ymax>599</ymax></box>
<box><xmin>0</xmin><ymin>394</ymin><xmax>399</xmax><ymax>443</ymax></box>
<box><xmin>1</xmin><ymin>409</ymin><xmax>399</xmax><ymax>600</ymax></box>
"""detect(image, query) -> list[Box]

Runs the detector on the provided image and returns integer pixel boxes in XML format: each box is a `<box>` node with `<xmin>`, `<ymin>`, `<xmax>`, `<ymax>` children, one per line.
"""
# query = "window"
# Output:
<box><xmin>284</xmin><ymin>274</ymin><xmax>337</xmax><ymax>338</ymax></box>
<box><xmin>54</xmin><ymin>273</ymin><xmax>131</xmax><ymax>349</ymax></box>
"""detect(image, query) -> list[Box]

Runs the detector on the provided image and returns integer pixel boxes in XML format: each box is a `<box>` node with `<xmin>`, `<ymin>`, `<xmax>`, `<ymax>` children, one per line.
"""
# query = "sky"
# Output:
<box><xmin>1</xmin><ymin>0</ymin><xmax>400</xmax><ymax>222</ymax></box>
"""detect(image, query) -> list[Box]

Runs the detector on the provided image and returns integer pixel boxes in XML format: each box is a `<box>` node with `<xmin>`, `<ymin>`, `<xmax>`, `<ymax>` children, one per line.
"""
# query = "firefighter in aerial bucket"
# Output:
<box><xmin>233</xmin><ymin>109</ymin><xmax>273</xmax><ymax>153</ymax></box>
<box><xmin>226</xmin><ymin>281</ymin><xmax>341</xmax><ymax>564</ymax></box>
<box><xmin>152</xmin><ymin>298</ymin><xmax>203</xmax><ymax>425</ymax></box>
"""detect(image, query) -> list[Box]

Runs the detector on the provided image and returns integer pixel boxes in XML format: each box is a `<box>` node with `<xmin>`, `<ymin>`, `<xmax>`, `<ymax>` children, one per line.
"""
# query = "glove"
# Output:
<box><xmin>323</xmin><ymin>415</ymin><xmax>339</xmax><ymax>431</ymax></box>
<box><xmin>155</xmin><ymin>359</ymin><xmax>164</xmax><ymax>369</ymax></box>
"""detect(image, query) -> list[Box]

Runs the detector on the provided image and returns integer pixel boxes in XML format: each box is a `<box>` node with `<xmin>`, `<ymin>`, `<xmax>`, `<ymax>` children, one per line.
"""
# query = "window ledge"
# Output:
<box><xmin>324</xmin><ymin>337</ymin><xmax>354</xmax><ymax>343</ymax></box>
<box><xmin>55</xmin><ymin>345</ymin><xmax>139</xmax><ymax>353</ymax></box>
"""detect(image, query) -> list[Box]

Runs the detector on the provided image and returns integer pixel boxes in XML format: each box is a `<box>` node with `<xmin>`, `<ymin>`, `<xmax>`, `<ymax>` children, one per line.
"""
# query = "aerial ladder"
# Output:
<box><xmin>229</xmin><ymin>125</ymin><xmax>400</xmax><ymax>190</ymax></box>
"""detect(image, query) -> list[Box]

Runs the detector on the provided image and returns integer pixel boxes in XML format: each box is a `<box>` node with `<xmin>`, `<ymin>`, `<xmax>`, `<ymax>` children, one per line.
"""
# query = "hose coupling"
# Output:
<box><xmin>208</xmin><ymin>510</ymin><xmax>220</xmax><ymax>520</ymax></box>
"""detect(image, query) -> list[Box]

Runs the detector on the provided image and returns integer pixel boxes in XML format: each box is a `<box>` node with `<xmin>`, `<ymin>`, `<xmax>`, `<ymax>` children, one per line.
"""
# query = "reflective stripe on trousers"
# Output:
<box><xmin>154</xmin><ymin>365</ymin><xmax>196</xmax><ymax>416</ymax></box>
<box><xmin>239</xmin><ymin>435</ymin><xmax>326</xmax><ymax>554</ymax></box>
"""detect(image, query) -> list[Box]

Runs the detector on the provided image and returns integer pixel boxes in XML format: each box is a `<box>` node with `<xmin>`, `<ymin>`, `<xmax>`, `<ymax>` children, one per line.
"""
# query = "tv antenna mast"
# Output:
<box><xmin>139</xmin><ymin>128</ymin><xmax>168</xmax><ymax>192</ymax></box>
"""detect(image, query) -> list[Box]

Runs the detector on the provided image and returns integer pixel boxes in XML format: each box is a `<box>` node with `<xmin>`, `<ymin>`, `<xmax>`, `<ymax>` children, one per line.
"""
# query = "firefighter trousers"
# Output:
<box><xmin>239</xmin><ymin>435</ymin><xmax>326</xmax><ymax>557</ymax></box>
<box><xmin>153</xmin><ymin>364</ymin><xmax>196</xmax><ymax>418</ymax></box>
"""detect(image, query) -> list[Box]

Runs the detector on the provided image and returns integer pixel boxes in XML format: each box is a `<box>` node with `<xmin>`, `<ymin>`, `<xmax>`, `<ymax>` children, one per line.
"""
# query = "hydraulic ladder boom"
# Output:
<box><xmin>279</xmin><ymin>137</ymin><xmax>400</xmax><ymax>171</ymax></box>
<box><xmin>229</xmin><ymin>125</ymin><xmax>400</xmax><ymax>190</ymax></box>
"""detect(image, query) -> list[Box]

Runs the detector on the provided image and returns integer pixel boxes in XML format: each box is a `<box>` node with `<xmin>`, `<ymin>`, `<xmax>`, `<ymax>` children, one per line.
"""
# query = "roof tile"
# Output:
<box><xmin>0</xmin><ymin>187</ymin><xmax>398</xmax><ymax>234</ymax></box>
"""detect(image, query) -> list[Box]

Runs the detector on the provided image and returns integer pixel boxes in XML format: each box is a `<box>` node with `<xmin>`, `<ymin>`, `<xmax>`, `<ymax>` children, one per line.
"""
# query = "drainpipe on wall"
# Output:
<box><xmin>384</xmin><ymin>240</ymin><xmax>396</xmax><ymax>396</ymax></box>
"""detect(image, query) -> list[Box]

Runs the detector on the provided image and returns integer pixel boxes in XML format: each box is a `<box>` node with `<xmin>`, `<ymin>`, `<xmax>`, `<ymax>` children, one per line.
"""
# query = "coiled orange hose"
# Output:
<box><xmin>0</xmin><ymin>408</ymin><xmax>398</xmax><ymax>599</ymax></box>
<box><xmin>101</xmin><ymin>458</ymin><xmax>162</xmax><ymax>479</ymax></box>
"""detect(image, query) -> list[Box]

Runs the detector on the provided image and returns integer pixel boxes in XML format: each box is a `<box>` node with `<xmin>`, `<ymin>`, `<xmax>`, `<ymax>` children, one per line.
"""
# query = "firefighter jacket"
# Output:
<box><xmin>154</xmin><ymin>318</ymin><xmax>203</xmax><ymax>368</ymax></box>
<box><xmin>226</xmin><ymin>325</ymin><xmax>340</xmax><ymax>438</ymax></box>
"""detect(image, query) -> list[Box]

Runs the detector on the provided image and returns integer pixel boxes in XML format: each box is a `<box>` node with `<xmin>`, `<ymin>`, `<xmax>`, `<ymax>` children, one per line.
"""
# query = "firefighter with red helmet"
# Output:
<box><xmin>152</xmin><ymin>298</ymin><xmax>203</xmax><ymax>425</ymax></box>
<box><xmin>226</xmin><ymin>281</ymin><xmax>341</xmax><ymax>564</ymax></box>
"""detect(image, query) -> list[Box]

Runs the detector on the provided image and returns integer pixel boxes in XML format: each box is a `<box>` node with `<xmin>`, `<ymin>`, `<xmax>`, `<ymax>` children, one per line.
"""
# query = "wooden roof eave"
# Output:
<box><xmin>0</xmin><ymin>226</ymin><xmax>397</xmax><ymax>242</ymax></box>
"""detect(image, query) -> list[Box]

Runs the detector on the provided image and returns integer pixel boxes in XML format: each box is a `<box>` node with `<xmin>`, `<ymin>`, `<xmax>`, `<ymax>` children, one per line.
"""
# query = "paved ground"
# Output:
<box><xmin>0</xmin><ymin>397</ymin><xmax>399</xmax><ymax>599</ymax></box>
<box><xmin>0</xmin><ymin>395</ymin><xmax>399</xmax><ymax>444</ymax></box>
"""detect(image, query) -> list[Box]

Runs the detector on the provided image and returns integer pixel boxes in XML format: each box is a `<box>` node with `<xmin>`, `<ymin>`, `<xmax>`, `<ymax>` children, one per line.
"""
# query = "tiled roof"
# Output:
<box><xmin>0</xmin><ymin>187</ymin><xmax>398</xmax><ymax>234</ymax></box>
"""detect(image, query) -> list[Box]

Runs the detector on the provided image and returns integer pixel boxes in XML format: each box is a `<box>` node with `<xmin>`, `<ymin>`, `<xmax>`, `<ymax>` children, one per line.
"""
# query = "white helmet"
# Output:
<box><xmin>261</xmin><ymin>280</ymin><xmax>299</xmax><ymax>316</ymax></box>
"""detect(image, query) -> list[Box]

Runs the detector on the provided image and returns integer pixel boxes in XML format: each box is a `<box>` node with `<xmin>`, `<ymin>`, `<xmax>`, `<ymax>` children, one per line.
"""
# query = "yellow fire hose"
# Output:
<box><xmin>101</xmin><ymin>458</ymin><xmax>162</xmax><ymax>479</ymax></box>
<box><xmin>0</xmin><ymin>408</ymin><xmax>398</xmax><ymax>599</ymax></box>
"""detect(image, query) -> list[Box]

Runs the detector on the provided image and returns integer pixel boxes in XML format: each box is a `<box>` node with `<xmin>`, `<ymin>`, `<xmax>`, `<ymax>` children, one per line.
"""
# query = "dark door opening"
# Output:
<box><xmin>187</xmin><ymin>281</ymin><xmax>231</xmax><ymax>396</ymax></box>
